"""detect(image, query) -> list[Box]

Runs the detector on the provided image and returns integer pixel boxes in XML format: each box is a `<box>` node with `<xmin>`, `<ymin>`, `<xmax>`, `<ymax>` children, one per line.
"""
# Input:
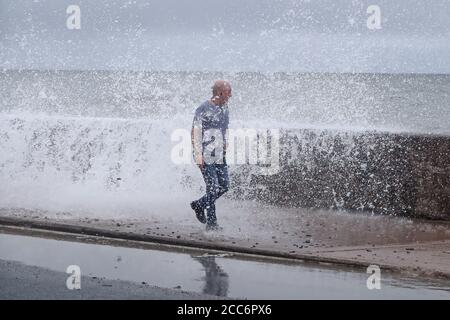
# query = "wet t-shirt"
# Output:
<box><xmin>192</xmin><ymin>100</ymin><xmax>229</xmax><ymax>162</ymax></box>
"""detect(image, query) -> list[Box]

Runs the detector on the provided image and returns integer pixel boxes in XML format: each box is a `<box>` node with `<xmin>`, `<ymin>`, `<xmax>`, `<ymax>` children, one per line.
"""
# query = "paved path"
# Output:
<box><xmin>1</xmin><ymin>201</ymin><xmax>449</xmax><ymax>279</ymax></box>
<box><xmin>0</xmin><ymin>259</ymin><xmax>222</xmax><ymax>300</ymax></box>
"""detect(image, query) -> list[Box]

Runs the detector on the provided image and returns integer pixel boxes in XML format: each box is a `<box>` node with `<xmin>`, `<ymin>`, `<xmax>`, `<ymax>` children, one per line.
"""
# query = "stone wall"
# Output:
<box><xmin>230</xmin><ymin>129</ymin><xmax>450</xmax><ymax>220</ymax></box>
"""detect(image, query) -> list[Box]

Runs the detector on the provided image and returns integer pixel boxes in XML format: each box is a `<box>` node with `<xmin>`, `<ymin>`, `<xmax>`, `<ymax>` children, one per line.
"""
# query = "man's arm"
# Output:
<box><xmin>191</xmin><ymin>115</ymin><xmax>204</xmax><ymax>169</ymax></box>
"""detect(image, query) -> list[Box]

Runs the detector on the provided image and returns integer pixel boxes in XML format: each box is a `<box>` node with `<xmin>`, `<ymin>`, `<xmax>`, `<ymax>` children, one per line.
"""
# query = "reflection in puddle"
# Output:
<box><xmin>192</xmin><ymin>255</ymin><xmax>229</xmax><ymax>297</ymax></box>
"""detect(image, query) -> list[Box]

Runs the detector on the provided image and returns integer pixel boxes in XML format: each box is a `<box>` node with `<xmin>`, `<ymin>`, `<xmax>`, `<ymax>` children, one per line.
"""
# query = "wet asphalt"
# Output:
<box><xmin>0</xmin><ymin>226</ymin><xmax>449</xmax><ymax>300</ymax></box>
<box><xmin>0</xmin><ymin>259</ymin><xmax>220</xmax><ymax>300</ymax></box>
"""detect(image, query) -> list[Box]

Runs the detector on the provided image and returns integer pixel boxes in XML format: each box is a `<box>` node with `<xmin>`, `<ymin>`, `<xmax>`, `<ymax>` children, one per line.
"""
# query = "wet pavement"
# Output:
<box><xmin>0</xmin><ymin>259</ymin><xmax>221</xmax><ymax>300</ymax></box>
<box><xmin>0</xmin><ymin>226</ymin><xmax>449</xmax><ymax>299</ymax></box>
<box><xmin>0</xmin><ymin>200</ymin><xmax>449</xmax><ymax>279</ymax></box>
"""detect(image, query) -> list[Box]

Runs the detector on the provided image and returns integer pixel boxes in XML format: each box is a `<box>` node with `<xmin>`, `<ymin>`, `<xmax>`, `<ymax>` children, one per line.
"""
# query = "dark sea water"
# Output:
<box><xmin>1</xmin><ymin>70</ymin><xmax>449</xmax><ymax>135</ymax></box>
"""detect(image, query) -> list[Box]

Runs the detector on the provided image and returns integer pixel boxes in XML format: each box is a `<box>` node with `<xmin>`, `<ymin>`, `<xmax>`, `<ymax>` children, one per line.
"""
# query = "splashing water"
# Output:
<box><xmin>0</xmin><ymin>70</ymin><xmax>449</xmax><ymax>218</ymax></box>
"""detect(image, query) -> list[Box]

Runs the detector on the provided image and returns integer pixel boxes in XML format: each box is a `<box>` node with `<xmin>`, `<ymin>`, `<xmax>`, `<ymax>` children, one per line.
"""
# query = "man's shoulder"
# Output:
<box><xmin>194</xmin><ymin>100</ymin><xmax>212</xmax><ymax>114</ymax></box>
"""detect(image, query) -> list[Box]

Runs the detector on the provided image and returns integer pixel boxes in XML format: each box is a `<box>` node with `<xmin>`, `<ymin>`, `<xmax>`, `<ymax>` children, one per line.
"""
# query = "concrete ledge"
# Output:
<box><xmin>1</xmin><ymin>216</ymin><xmax>449</xmax><ymax>280</ymax></box>
<box><xmin>0</xmin><ymin>216</ymin><xmax>370</xmax><ymax>267</ymax></box>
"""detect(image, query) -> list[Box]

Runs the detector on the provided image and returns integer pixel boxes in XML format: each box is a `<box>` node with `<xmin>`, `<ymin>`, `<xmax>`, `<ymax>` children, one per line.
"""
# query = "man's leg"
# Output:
<box><xmin>216</xmin><ymin>164</ymin><xmax>229</xmax><ymax>200</ymax></box>
<box><xmin>204</xmin><ymin>164</ymin><xmax>229</xmax><ymax>227</ymax></box>
<box><xmin>198</xmin><ymin>165</ymin><xmax>220</xmax><ymax>226</ymax></box>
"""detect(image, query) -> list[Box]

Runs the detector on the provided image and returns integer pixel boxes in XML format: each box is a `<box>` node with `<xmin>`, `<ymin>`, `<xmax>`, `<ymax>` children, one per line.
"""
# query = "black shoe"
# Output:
<box><xmin>205</xmin><ymin>223</ymin><xmax>223</xmax><ymax>232</ymax></box>
<box><xmin>190</xmin><ymin>201</ymin><xmax>206</xmax><ymax>224</ymax></box>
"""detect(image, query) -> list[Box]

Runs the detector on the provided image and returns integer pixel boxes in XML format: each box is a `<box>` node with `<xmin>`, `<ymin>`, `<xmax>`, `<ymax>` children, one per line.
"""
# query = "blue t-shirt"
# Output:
<box><xmin>192</xmin><ymin>100</ymin><xmax>229</xmax><ymax>161</ymax></box>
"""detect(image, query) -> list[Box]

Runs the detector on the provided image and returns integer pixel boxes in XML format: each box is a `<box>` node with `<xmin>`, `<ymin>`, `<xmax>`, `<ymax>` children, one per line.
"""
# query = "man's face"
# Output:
<box><xmin>219</xmin><ymin>86</ymin><xmax>232</xmax><ymax>105</ymax></box>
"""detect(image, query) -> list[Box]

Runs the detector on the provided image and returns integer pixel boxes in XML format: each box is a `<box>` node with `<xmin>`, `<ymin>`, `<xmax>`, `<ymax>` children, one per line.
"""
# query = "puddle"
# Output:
<box><xmin>0</xmin><ymin>228</ymin><xmax>449</xmax><ymax>299</ymax></box>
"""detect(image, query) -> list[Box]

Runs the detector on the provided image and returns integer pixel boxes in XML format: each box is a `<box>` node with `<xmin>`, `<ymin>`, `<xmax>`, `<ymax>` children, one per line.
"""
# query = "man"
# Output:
<box><xmin>190</xmin><ymin>80</ymin><xmax>232</xmax><ymax>231</ymax></box>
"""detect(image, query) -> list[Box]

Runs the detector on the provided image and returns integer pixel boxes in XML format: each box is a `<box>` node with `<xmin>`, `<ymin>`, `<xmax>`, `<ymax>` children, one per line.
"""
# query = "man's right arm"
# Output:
<box><xmin>191</xmin><ymin>111</ymin><xmax>204</xmax><ymax>169</ymax></box>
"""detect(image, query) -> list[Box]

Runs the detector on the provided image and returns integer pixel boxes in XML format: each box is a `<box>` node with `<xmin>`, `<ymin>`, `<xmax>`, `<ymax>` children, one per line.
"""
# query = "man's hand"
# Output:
<box><xmin>195</xmin><ymin>155</ymin><xmax>204</xmax><ymax>170</ymax></box>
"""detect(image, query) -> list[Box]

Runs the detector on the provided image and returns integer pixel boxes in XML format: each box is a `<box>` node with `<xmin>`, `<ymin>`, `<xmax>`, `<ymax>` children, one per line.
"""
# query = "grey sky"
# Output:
<box><xmin>1</xmin><ymin>0</ymin><xmax>449</xmax><ymax>72</ymax></box>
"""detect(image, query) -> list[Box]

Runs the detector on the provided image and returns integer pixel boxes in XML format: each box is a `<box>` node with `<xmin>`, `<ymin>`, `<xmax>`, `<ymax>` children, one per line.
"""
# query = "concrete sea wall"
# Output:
<box><xmin>230</xmin><ymin>129</ymin><xmax>450</xmax><ymax>220</ymax></box>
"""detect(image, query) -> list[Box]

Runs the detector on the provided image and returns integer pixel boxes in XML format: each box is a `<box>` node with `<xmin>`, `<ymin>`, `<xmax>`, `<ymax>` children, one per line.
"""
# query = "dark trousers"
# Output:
<box><xmin>197</xmin><ymin>164</ymin><xmax>229</xmax><ymax>225</ymax></box>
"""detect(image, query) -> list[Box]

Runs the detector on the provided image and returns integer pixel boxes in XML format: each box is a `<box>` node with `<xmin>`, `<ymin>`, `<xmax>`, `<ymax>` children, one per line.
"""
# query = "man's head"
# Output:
<box><xmin>211</xmin><ymin>80</ymin><xmax>232</xmax><ymax>106</ymax></box>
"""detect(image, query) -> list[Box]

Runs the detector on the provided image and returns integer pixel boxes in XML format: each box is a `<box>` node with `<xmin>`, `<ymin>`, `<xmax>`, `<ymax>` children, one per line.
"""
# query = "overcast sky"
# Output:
<box><xmin>1</xmin><ymin>0</ymin><xmax>449</xmax><ymax>73</ymax></box>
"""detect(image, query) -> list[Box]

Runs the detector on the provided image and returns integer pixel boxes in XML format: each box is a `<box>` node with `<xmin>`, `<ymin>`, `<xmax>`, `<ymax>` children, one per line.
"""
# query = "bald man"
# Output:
<box><xmin>190</xmin><ymin>80</ymin><xmax>232</xmax><ymax>231</ymax></box>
